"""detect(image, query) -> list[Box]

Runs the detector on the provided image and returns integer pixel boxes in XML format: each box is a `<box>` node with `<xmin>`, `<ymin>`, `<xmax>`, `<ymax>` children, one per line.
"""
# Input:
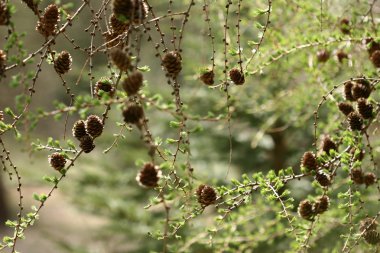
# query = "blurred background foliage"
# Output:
<box><xmin>0</xmin><ymin>0</ymin><xmax>379</xmax><ymax>252</ymax></box>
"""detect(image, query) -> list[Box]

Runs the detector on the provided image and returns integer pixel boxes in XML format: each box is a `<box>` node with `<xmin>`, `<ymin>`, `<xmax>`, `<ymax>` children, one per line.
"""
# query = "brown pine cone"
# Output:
<box><xmin>21</xmin><ymin>0</ymin><xmax>39</xmax><ymax>15</ymax></box>
<box><xmin>86</xmin><ymin>115</ymin><xmax>103</xmax><ymax>138</ymax></box>
<box><xmin>360</xmin><ymin>218</ymin><xmax>378</xmax><ymax>232</ymax></box>
<box><xmin>370</xmin><ymin>50</ymin><xmax>380</xmax><ymax>68</ymax></box>
<box><xmin>36</xmin><ymin>4</ymin><xmax>60</xmax><ymax>37</ymax></box>
<box><xmin>301</xmin><ymin>151</ymin><xmax>318</xmax><ymax>171</ymax></box>
<box><xmin>122</xmin><ymin>71</ymin><xmax>143</xmax><ymax>95</ymax></box>
<box><xmin>72</xmin><ymin>120</ymin><xmax>87</xmax><ymax>140</ymax></box>
<box><xmin>363</xmin><ymin>172</ymin><xmax>377</xmax><ymax>187</ymax></box>
<box><xmin>317</xmin><ymin>50</ymin><xmax>330</xmax><ymax>62</ymax></box>
<box><xmin>321</xmin><ymin>136</ymin><xmax>337</xmax><ymax>155</ymax></box>
<box><xmin>200</xmin><ymin>69</ymin><xmax>215</xmax><ymax>86</ymax></box>
<box><xmin>366</xmin><ymin>38</ymin><xmax>380</xmax><ymax>56</ymax></box>
<box><xmin>122</xmin><ymin>104</ymin><xmax>144</xmax><ymax>125</ymax></box>
<box><xmin>49</xmin><ymin>152</ymin><xmax>66</xmax><ymax>171</ymax></box>
<box><xmin>313</xmin><ymin>195</ymin><xmax>329</xmax><ymax>214</ymax></box>
<box><xmin>347</xmin><ymin>112</ymin><xmax>362</xmax><ymax>131</ymax></box>
<box><xmin>110</xmin><ymin>48</ymin><xmax>131</xmax><ymax>72</ymax></box>
<box><xmin>54</xmin><ymin>51</ymin><xmax>72</xmax><ymax>75</ymax></box>
<box><xmin>352</xmin><ymin>79</ymin><xmax>371</xmax><ymax>100</ymax></box>
<box><xmin>229</xmin><ymin>68</ymin><xmax>245</xmax><ymax>85</ymax></box>
<box><xmin>338</xmin><ymin>102</ymin><xmax>354</xmax><ymax>116</ymax></box>
<box><xmin>351</xmin><ymin>168</ymin><xmax>364</xmax><ymax>185</ymax></box>
<box><xmin>197</xmin><ymin>184</ymin><xmax>217</xmax><ymax>206</ymax></box>
<box><xmin>103</xmin><ymin>31</ymin><xmax>122</xmax><ymax>48</ymax></box>
<box><xmin>343</xmin><ymin>81</ymin><xmax>355</xmax><ymax>101</ymax></box>
<box><xmin>110</xmin><ymin>13</ymin><xmax>129</xmax><ymax>35</ymax></box>
<box><xmin>136</xmin><ymin>163</ymin><xmax>161</xmax><ymax>188</ymax></box>
<box><xmin>79</xmin><ymin>135</ymin><xmax>95</xmax><ymax>153</ymax></box>
<box><xmin>298</xmin><ymin>200</ymin><xmax>314</xmax><ymax>220</ymax></box>
<box><xmin>315</xmin><ymin>172</ymin><xmax>331</xmax><ymax>187</ymax></box>
<box><xmin>336</xmin><ymin>50</ymin><xmax>348</xmax><ymax>63</ymax></box>
<box><xmin>340</xmin><ymin>18</ymin><xmax>350</xmax><ymax>34</ymax></box>
<box><xmin>94</xmin><ymin>78</ymin><xmax>114</xmax><ymax>98</ymax></box>
<box><xmin>357</xmin><ymin>98</ymin><xmax>373</xmax><ymax>119</ymax></box>
<box><xmin>364</xmin><ymin>230</ymin><xmax>380</xmax><ymax>245</ymax></box>
<box><xmin>162</xmin><ymin>51</ymin><xmax>182</xmax><ymax>78</ymax></box>
<box><xmin>0</xmin><ymin>49</ymin><xmax>6</xmax><ymax>76</ymax></box>
<box><xmin>0</xmin><ymin>2</ymin><xmax>10</xmax><ymax>26</ymax></box>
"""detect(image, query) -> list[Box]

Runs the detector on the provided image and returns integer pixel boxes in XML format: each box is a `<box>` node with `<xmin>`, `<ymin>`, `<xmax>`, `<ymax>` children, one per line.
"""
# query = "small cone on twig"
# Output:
<box><xmin>79</xmin><ymin>135</ymin><xmax>95</xmax><ymax>153</ymax></box>
<box><xmin>162</xmin><ymin>51</ymin><xmax>182</xmax><ymax>78</ymax></box>
<box><xmin>72</xmin><ymin>120</ymin><xmax>87</xmax><ymax>140</ymax></box>
<box><xmin>229</xmin><ymin>68</ymin><xmax>245</xmax><ymax>85</ymax></box>
<box><xmin>136</xmin><ymin>163</ymin><xmax>161</xmax><ymax>188</ymax></box>
<box><xmin>49</xmin><ymin>152</ymin><xmax>66</xmax><ymax>171</ymax></box>
<box><xmin>54</xmin><ymin>51</ymin><xmax>72</xmax><ymax>75</ymax></box>
<box><xmin>338</xmin><ymin>102</ymin><xmax>354</xmax><ymax>116</ymax></box>
<box><xmin>36</xmin><ymin>4</ymin><xmax>60</xmax><ymax>37</ymax></box>
<box><xmin>298</xmin><ymin>200</ymin><xmax>314</xmax><ymax>221</ymax></box>
<box><xmin>196</xmin><ymin>184</ymin><xmax>217</xmax><ymax>206</ymax></box>
<box><xmin>200</xmin><ymin>69</ymin><xmax>215</xmax><ymax>86</ymax></box>
<box><xmin>85</xmin><ymin>115</ymin><xmax>103</xmax><ymax>138</ymax></box>
<box><xmin>110</xmin><ymin>48</ymin><xmax>131</xmax><ymax>72</ymax></box>
<box><xmin>301</xmin><ymin>151</ymin><xmax>318</xmax><ymax>171</ymax></box>
<box><xmin>122</xmin><ymin>71</ymin><xmax>143</xmax><ymax>96</ymax></box>
<box><xmin>122</xmin><ymin>104</ymin><xmax>144</xmax><ymax>125</ymax></box>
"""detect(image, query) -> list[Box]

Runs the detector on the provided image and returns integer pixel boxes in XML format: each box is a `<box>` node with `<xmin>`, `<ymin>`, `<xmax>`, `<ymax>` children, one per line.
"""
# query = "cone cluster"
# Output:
<box><xmin>298</xmin><ymin>195</ymin><xmax>329</xmax><ymax>220</ymax></box>
<box><xmin>360</xmin><ymin>218</ymin><xmax>380</xmax><ymax>245</ymax></box>
<box><xmin>229</xmin><ymin>68</ymin><xmax>245</xmax><ymax>85</ymax></box>
<box><xmin>351</xmin><ymin>168</ymin><xmax>377</xmax><ymax>187</ymax></box>
<box><xmin>37</xmin><ymin>4</ymin><xmax>60</xmax><ymax>37</ymax></box>
<box><xmin>122</xmin><ymin>71</ymin><xmax>143</xmax><ymax>95</ymax></box>
<box><xmin>110</xmin><ymin>48</ymin><xmax>131</xmax><ymax>72</ymax></box>
<box><xmin>136</xmin><ymin>163</ymin><xmax>161</xmax><ymax>188</ymax></box>
<box><xmin>200</xmin><ymin>69</ymin><xmax>215</xmax><ymax>86</ymax></box>
<box><xmin>54</xmin><ymin>51</ymin><xmax>72</xmax><ymax>75</ymax></box>
<box><xmin>122</xmin><ymin>104</ymin><xmax>144</xmax><ymax>125</ymax></box>
<box><xmin>49</xmin><ymin>152</ymin><xmax>66</xmax><ymax>171</ymax></box>
<box><xmin>196</xmin><ymin>184</ymin><xmax>217</xmax><ymax>206</ymax></box>
<box><xmin>162</xmin><ymin>51</ymin><xmax>182</xmax><ymax>78</ymax></box>
<box><xmin>72</xmin><ymin>115</ymin><xmax>103</xmax><ymax>153</ymax></box>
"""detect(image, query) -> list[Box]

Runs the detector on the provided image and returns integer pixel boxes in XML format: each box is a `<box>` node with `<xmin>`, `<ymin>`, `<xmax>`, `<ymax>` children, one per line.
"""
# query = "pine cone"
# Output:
<box><xmin>338</xmin><ymin>102</ymin><xmax>354</xmax><ymax>116</ymax></box>
<box><xmin>370</xmin><ymin>50</ymin><xmax>380</xmax><ymax>68</ymax></box>
<box><xmin>136</xmin><ymin>163</ymin><xmax>161</xmax><ymax>188</ymax></box>
<box><xmin>336</xmin><ymin>50</ymin><xmax>348</xmax><ymax>63</ymax></box>
<box><xmin>36</xmin><ymin>4</ymin><xmax>60</xmax><ymax>37</ymax></box>
<box><xmin>351</xmin><ymin>168</ymin><xmax>364</xmax><ymax>185</ymax></box>
<box><xmin>313</xmin><ymin>195</ymin><xmax>329</xmax><ymax>214</ymax></box>
<box><xmin>104</xmin><ymin>31</ymin><xmax>122</xmax><ymax>48</ymax></box>
<box><xmin>197</xmin><ymin>184</ymin><xmax>217</xmax><ymax>206</ymax></box>
<box><xmin>357</xmin><ymin>98</ymin><xmax>373</xmax><ymax>119</ymax></box>
<box><xmin>343</xmin><ymin>81</ymin><xmax>355</xmax><ymax>101</ymax></box>
<box><xmin>340</xmin><ymin>18</ymin><xmax>350</xmax><ymax>34</ymax></box>
<box><xmin>110</xmin><ymin>48</ymin><xmax>131</xmax><ymax>72</ymax></box>
<box><xmin>72</xmin><ymin>120</ymin><xmax>87</xmax><ymax>140</ymax></box>
<box><xmin>0</xmin><ymin>2</ymin><xmax>10</xmax><ymax>26</ymax></box>
<box><xmin>122</xmin><ymin>104</ymin><xmax>144</xmax><ymax>125</ymax></box>
<box><xmin>122</xmin><ymin>71</ymin><xmax>143</xmax><ymax>95</ymax></box>
<box><xmin>298</xmin><ymin>200</ymin><xmax>314</xmax><ymax>220</ymax></box>
<box><xmin>301</xmin><ymin>151</ymin><xmax>318</xmax><ymax>171</ymax></box>
<box><xmin>110</xmin><ymin>13</ymin><xmax>129</xmax><ymax>35</ymax></box>
<box><xmin>86</xmin><ymin>115</ymin><xmax>103</xmax><ymax>138</ymax></box>
<box><xmin>352</xmin><ymin>79</ymin><xmax>371</xmax><ymax>100</ymax></box>
<box><xmin>95</xmin><ymin>78</ymin><xmax>114</xmax><ymax>98</ymax></box>
<box><xmin>54</xmin><ymin>51</ymin><xmax>72</xmax><ymax>75</ymax></box>
<box><xmin>112</xmin><ymin>0</ymin><xmax>133</xmax><ymax>21</ymax></box>
<box><xmin>200</xmin><ymin>70</ymin><xmax>215</xmax><ymax>86</ymax></box>
<box><xmin>317</xmin><ymin>50</ymin><xmax>330</xmax><ymax>62</ymax></box>
<box><xmin>22</xmin><ymin>0</ymin><xmax>39</xmax><ymax>15</ymax></box>
<box><xmin>162</xmin><ymin>51</ymin><xmax>182</xmax><ymax>78</ymax></box>
<box><xmin>366</xmin><ymin>38</ymin><xmax>380</xmax><ymax>56</ymax></box>
<box><xmin>49</xmin><ymin>152</ymin><xmax>66</xmax><ymax>171</ymax></box>
<box><xmin>321</xmin><ymin>136</ymin><xmax>337</xmax><ymax>155</ymax></box>
<box><xmin>79</xmin><ymin>135</ymin><xmax>95</xmax><ymax>153</ymax></box>
<box><xmin>229</xmin><ymin>68</ymin><xmax>245</xmax><ymax>85</ymax></box>
<box><xmin>364</xmin><ymin>230</ymin><xmax>380</xmax><ymax>245</ymax></box>
<box><xmin>315</xmin><ymin>172</ymin><xmax>331</xmax><ymax>187</ymax></box>
<box><xmin>347</xmin><ymin>112</ymin><xmax>363</xmax><ymax>131</ymax></box>
<box><xmin>360</xmin><ymin>218</ymin><xmax>378</xmax><ymax>232</ymax></box>
<box><xmin>0</xmin><ymin>50</ymin><xmax>6</xmax><ymax>76</ymax></box>
<box><xmin>363</xmin><ymin>172</ymin><xmax>377</xmax><ymax>187</ymax></box>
